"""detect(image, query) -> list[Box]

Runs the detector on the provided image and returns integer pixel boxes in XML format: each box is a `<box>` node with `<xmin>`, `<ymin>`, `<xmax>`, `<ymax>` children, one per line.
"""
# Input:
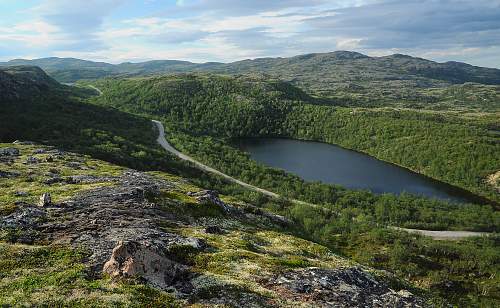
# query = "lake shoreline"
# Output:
<box><xmin>234</xmin><ymin>136</ymin><xmax>498</xmax><ymax>207</ymax></box>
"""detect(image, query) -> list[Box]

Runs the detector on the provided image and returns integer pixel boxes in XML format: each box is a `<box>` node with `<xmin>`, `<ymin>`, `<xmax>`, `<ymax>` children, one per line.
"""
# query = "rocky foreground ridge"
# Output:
<box><xmin>0</xmin><ymin>143</ymin><xmax>426</xmax><ymax>307</ymax></box>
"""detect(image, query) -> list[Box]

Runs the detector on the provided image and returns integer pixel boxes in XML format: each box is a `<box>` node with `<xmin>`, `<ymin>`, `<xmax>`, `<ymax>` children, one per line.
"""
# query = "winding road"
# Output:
<box><xmin>87</xmin><ymin>85</ymin><xmax>103</xmax><ymax>96</ymax></box>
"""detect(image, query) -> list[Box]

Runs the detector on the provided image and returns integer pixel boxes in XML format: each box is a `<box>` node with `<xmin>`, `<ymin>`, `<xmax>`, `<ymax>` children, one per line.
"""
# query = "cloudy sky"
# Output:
<box><xmin>1</xmin><ymin>0</ymin><xmax>499</xmax><ymax>67</ymax></box>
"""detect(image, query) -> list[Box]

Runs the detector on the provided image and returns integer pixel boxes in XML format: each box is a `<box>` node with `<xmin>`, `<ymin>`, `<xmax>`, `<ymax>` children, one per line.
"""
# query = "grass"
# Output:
<box><xmin>0</xmin><ymin>243</ymin><xmax>181</xmax><ymax>307</ymax></box>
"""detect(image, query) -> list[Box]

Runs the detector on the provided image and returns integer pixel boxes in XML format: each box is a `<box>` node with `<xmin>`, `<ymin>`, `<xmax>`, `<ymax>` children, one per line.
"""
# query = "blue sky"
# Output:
<box><xmin>0</xmin><ymin>0</ymin><xmax>499</xmax><ymax>67</ymax></box>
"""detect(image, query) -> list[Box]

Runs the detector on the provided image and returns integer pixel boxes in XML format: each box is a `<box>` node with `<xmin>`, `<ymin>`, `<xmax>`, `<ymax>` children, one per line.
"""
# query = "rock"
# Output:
<box><xmin>263</xmin><ymin>267</ymin><xmax>424</xmax><ymax>307</ymax></box>
<box><xmin>188</xmin><ymin>190</ymin><xmax>230</xmax><ymax>212</ymax></box>
<box><xmin>0</xmin><ymin>170</ymin><xmax>20</xmax><ymax>178</ymax></box>
<box><xmin>15</xmin><ymin>191</ymin><xmax>28</xmax><ymax>197</ymax></box>
<box><xmin>45</xmin><ymin>156</ymin><xmax>54</xmax><ymax>162</ymax></box>
<box><xmin>43</xmin><ymin>176</ymin><xmax>64</xmax><ymax>185</ymax></box>
<box><xmin>0</xmin><ymin>206</ymin><xmax>45</xmax><ymax>229</ymax></box>
<box><xmin>33</xmin><ymin>148</ymin><xmax>46</xmax><ymax>154</ymax></box>
<box><xmin>25</xmin><ymin>156</ymin><xmax>40</xmax><ymax>164</ymax></box>
<box><xmin>103</xmin><ymin>240</ymin><xmax>192</xmax><ymax>292</ymax></box>
<box><xmin>0</xmin><ymin>147</ymin><xmax>19</xmax><ymax>156</ymax></box>
<box><xmin>38</xmin><ymin>193</ymin><xmax>51</xmax><ymax>207</ymax></box>
<box><xmin>204</xmin><ymin>225</ymin><xmax>224</xmax><ymax>234</ymax></box>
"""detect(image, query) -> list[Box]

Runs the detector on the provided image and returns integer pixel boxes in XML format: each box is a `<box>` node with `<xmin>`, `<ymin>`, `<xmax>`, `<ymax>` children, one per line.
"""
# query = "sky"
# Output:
<box><xmin>0</xmin><ymin>0</ymin><xmax>499</xmax><ymax>68</ymax></box>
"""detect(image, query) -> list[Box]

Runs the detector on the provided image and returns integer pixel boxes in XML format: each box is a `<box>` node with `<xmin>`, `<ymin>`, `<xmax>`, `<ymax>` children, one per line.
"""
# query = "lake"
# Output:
<box><xmin>236</xmin><ymin>138</ymin><xmax>481</xmax><ymax>203</ymax></box>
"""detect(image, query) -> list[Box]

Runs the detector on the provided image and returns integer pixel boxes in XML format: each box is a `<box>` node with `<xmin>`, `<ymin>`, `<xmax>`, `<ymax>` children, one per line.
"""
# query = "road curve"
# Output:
<box><xmin>153</xmin><ymin>120</ymin><xmax>280</xmax><ymax>199</ymax></box>
<box><xmin>87</xmin><ymin>85</ymin><xmax>103</xmax><ymax>96</ymax></box>
<box><xmin>391</xmin><ymin>227</ymin><xmax>489</xmax><ymax>240</ymax></box>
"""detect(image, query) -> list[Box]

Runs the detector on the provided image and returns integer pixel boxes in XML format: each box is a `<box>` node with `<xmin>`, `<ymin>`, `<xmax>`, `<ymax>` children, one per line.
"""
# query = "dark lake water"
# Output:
<box><xmin>236</xmin><ymin>138</ymin><xmax>481</xmax><ymax>203</ymax></box>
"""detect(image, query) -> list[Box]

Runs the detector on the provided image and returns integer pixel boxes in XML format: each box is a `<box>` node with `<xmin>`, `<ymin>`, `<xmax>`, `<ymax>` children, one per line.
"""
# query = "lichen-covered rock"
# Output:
<box><xmin>188</xmin><ymin>190</ymin><xmax>230</xmax><ymax>212</ymax></box>
<box><xmin>263</xmin><ymin>267</ymin><xmax>425</xmax><ymax>307</ymax></box>
<box><xmin>15</xmin><ymin>191</ymin><xmax>28</xmax><ymax>197</ymax></box>
<box><xmin>0</xmin><ymin>147</ymin><xmax>19</xmax><ymax>156</ymax></box>
<box><xmin>0</xmin><ymin>206</ymin><xmax>46</xmax><ymax>230</ymax></box>
<box><xmin>43</xmin><ymin>176</ymin><xmax>64</xmax><ymax>185</ymax></box>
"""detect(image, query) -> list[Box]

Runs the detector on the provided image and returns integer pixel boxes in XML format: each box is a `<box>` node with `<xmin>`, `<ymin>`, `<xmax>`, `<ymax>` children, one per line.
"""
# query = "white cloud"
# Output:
<box><xmin>0</xmin><ymin>0</ymin><xmax>499</xmax><ymax>68</ymax></box>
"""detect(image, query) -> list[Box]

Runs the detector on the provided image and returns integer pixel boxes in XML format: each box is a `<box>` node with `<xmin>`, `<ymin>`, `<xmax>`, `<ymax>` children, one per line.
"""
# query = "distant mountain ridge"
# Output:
<box><xmin>2</xmin><ymin>50</ymin><xmax>500</xmax><ymax>84</ymax></box>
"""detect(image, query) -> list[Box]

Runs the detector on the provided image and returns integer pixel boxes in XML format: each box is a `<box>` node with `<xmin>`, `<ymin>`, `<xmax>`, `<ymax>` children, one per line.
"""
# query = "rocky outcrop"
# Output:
<box><xmin>11</xmin><ymin>170</ymin><xmax>206</xmax><ymax>296</ymax></box>
<box><xmin>263</xmin><ymin>267</ymin><xmax>424</xmax><ymax>307</ymax></box>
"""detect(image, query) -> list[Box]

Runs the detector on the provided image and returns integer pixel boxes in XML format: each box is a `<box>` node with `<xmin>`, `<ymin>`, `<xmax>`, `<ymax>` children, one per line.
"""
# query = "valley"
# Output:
<box><xmin>1</xmin><ymin>52</ymin><xmax>499</xmax><ymax>306</ymax></box>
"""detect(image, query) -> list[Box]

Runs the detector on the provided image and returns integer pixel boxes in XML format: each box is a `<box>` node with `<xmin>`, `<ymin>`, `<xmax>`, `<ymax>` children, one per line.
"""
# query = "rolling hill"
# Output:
<box><xmin>3</xmin><ymin>51</ymin><xmax>500</xmax><ymax>110</ymax></box>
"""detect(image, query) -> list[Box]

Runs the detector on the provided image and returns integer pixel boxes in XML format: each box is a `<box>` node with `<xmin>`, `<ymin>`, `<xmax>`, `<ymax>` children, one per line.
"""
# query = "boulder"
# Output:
<box><xmin>38</xmin><ymin>193</ymin><xmax>51</xmax><ymax>207</ymax></box>
<box><xmin>103</xmin><ymin>240</ymin><xmax>191</xmax><ymax>291</ymax></box>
